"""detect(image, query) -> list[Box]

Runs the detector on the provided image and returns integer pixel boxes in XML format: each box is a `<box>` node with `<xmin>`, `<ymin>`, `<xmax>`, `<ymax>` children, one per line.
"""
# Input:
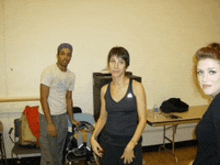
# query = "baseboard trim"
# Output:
<box><xmin>142</xmin><ymin>140</ymin><xmax>198</xmax><ymax>153</ymax></box>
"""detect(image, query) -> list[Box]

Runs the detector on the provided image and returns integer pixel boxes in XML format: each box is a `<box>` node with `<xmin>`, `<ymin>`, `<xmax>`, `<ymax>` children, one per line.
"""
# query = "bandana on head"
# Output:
<box><xmin>57</xmin><ymin>43</ymin><xmax>73</xmax><ymax>54</ymax></box>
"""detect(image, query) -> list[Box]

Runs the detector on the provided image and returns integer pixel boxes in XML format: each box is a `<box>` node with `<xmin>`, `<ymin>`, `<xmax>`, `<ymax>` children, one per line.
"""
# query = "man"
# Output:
<box><xmin>39</xmin><ymin>43</ymin><xmax>79</xmax><ymax>165</ymax></box>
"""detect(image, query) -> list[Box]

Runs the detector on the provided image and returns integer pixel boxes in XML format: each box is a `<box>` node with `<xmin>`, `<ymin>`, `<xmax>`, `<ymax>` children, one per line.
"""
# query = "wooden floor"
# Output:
<box><xmin>3</xmin><ymin>146</ymin><xmax>197</xmax><ymax>165</ymax></box>
<box><xmin>143</xmin><ymin>146</ymin><xmax>197</xmax><ymax>165</ymax></box>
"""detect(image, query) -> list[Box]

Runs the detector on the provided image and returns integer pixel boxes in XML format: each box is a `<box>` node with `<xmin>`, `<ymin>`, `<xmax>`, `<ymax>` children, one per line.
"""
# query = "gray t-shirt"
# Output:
<box><xmin>39</xmin><ymin>64</ymin><xmax>75</xmax><ymax>115</ymax></box>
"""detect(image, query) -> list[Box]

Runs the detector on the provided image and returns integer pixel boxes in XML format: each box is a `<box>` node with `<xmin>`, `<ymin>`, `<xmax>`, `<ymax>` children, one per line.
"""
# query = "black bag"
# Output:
<box><xmin>160</xmin><ymin>98</ymin><xmax>189</xmax><ymax>113</ymax></box>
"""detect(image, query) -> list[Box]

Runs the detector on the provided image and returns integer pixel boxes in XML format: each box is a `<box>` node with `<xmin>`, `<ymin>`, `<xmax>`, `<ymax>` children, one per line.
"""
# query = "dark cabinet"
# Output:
<box><xmin>93</xmin><ymin>72</ymin><xmax>141</xmax><ymax>122</ymax></box>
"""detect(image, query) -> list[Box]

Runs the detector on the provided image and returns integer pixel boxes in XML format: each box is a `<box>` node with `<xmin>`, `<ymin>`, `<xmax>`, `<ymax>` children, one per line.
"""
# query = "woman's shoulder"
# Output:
<box><xmin>131</xmin><ymin>79</ymin><xmax>145</xmax><ymax>94</ymax></box>
<box><xmin>212</xmin><ymin>94</ymin><xmax>220</xmax><ymax>106</ymax></box>
<box><xmin>101</xmin><ymin>84</ymin><xmax>109</xmax><ymax>95</ymax></box>
<box><xmin>101</xmin><ymin>84</ymin><xmax>108</xmax><ymax>90</ymax></box>
<box><xmin>210</xmin><ymin>94</ymin><xmax>220</xmax><ymax>117</ymax></box>
<box><xmin>132</xmin><ymin>79</ymin><xmax>143</xmax><ymax>89</ymax></box>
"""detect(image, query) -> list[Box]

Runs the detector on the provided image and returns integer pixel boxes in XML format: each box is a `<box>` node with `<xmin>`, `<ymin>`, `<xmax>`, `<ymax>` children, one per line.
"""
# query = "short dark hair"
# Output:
<box><xmin>107</xmin><ymin>46</ymin><xmax>130</xmax><ymax>68</ymax></box>
<box><xmin>57</xmin><ymin>43</ymin><xmax>73</xmax><ymax>55</ymax></box>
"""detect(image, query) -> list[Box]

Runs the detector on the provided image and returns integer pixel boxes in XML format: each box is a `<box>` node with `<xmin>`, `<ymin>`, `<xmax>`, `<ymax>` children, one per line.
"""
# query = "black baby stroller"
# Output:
<box><xmin>64</xmin><ymin>114</ymin><xmax>99</xmax><ymax>165</ymax></box>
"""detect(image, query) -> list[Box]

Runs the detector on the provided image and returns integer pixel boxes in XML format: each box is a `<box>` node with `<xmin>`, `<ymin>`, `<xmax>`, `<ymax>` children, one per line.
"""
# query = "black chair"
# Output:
<box><xmin>73</xmin><ymin>106</ymin><xmax>82</xmax><ymax>113</ymax></box>
<box><xmin>8</xmin><ymin>119</ymin><xmax>41</xmax><ymax>161</ymax></box>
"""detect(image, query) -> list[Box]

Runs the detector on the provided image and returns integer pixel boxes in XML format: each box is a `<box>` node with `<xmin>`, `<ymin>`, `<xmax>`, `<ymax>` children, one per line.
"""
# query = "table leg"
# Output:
<box><xmin>159</xmin><ymin>125</ymin><xmax>179</xmax><ymax>165</ymax></box>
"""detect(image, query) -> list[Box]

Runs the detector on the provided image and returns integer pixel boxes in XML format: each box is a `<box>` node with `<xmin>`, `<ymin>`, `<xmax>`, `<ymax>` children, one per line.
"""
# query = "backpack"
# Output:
<box><xmin>160</xmin><ymin>98</ymin><xmax>189</xmax><ymax>113</ymax></box>
<box><xmin>18</xmin><ymin>106</ymin><xmax>40</xmax><ymax>148</ymax></box>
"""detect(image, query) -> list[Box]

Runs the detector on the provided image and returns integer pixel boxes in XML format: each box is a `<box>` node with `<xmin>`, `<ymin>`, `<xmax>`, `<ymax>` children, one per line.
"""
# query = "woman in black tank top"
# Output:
<box><xmin>91</xmin><ymin>47</ymin><xmax>147</xmax><ymax>165</ymax></box>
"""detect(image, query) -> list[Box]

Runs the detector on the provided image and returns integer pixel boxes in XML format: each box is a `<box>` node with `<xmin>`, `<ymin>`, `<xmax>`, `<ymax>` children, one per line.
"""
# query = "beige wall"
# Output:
<box><xmin>1</xmin><ymin>0</ymin><xmax>220</xmax><ymax>158</ymax></box>
<box><xmin>1</xmin><ymin>0</ymin><xmax>220</xmax><ymax>112</ymax></box>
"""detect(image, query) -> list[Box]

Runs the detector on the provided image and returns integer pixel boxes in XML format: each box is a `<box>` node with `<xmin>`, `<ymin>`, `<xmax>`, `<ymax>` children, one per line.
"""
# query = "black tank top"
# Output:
<box><xmin>104</xmin><ymin>78</ymin><xmax>138</xmax><ymax>136</ymax></box>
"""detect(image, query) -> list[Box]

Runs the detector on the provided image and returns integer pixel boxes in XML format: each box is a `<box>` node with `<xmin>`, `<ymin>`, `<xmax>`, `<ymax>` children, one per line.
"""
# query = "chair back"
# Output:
<box><xmin>74</xmin><ymin>113</ymin><xmax>95</xmax><ymax>125</ymax></box>
<box><xmin>73</xmin><ymin>107</ymin><xmax>82</xmax><ymax>113</ymax></box>
<box><xmin>14</xmin><ymin>119</ymin><xmax>21</xmax><ymax>141</ymax></box>
<box><xmin>8</xmin><ymin>119</ymin><xmax>20</xmax><ymax>143</ymax></box>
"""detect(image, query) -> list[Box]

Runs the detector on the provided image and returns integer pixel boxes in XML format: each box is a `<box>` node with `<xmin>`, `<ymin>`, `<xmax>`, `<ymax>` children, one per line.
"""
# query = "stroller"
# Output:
<box><xmin>64</xmin><ymin>114</ymin><xmax>99</xmax><ymax>165</ymax></box>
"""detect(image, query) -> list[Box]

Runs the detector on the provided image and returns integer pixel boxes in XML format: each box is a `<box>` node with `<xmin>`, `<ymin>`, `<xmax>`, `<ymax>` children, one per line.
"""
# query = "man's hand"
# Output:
<box><xmin>47</xmin><ymin>122</ymin><xmax>57</xmax><ymax>137</ymax></box>
<box><xmin>72</xmin><ymin>120</ymin><xmax>80</xmax><ymax>128</ymax></box>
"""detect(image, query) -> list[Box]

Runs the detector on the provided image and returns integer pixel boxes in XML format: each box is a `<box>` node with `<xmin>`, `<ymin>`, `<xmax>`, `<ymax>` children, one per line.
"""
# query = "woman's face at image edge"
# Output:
<box><xmin>197</xmin><ymin>58</ymin><xmax>220</xmax><ymax>97</ymax></box>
